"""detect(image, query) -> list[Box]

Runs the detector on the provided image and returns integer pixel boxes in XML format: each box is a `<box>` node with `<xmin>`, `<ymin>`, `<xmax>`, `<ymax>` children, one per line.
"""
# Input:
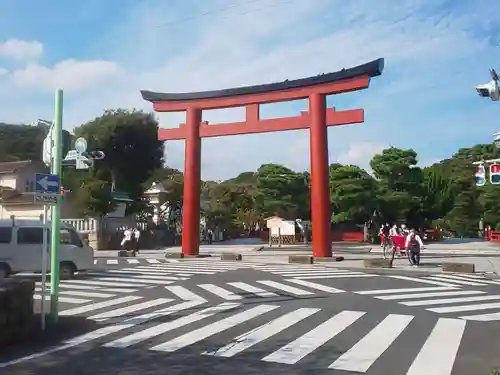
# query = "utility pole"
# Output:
<box><xmin>50</xmin><ymin>90</ymin><xmax>63</xmax><ymax>323</ymax></box>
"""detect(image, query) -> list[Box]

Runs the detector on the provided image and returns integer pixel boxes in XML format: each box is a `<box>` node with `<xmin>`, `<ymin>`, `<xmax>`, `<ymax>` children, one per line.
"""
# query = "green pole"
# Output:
<box><xmin>50</xmin><ymin>89</ymin><xmax>63</xmax><ymax>323</ymax></box>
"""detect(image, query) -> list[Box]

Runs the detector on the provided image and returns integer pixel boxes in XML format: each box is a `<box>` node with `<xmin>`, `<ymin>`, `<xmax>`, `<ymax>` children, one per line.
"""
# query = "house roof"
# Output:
<box><xmin>0</xmin><ymin>191</ymin><xmax>35</xmax><ymax>205</ymax></box>
<box><xmin>0</xmin><ymin>160</ymin><xmax>37</xmax><ymax>174</ymax></box>
<box><xmin>264</xmin><ymin>216</ymin><xmax>283</xmax><ymax>221</ymax></box>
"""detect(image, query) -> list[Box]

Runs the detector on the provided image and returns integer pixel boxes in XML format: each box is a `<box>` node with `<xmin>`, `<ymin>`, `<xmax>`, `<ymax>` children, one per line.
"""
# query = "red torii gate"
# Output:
<box><xmin>141</xmin><ymin>58</ymin><xmax>384</xmax><ymax>258</ymax></box>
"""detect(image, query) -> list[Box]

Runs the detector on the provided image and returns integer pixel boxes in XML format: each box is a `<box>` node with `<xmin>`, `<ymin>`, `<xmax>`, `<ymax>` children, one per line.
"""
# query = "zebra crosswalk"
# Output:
<box><xmin>248</xmin><ymin>264</ymin><xmax>378</xmax><ymax>279</ymax></box>
<box><xmin>162</xmin><ymin>280</ymin><xmax>344</xmax><ymax>302</ymax></box>
<box><xmin>8</xmin><ymin>298</ymin><xmax>466</xmax><ymax>374</ymax></box>
<box><xmin>355</xmin><ymin>285</ymin><xmax>500</xmax><ymax>321</ymax></box>
<box><xmin>387</xmin><ymin>273</ymin><xmax>500</xmax><ymax>288</ymax></box>
<box><xmin>34</xmin><ymin>261</ymin><xmax>268</xmax><ymax>309</ymax></box>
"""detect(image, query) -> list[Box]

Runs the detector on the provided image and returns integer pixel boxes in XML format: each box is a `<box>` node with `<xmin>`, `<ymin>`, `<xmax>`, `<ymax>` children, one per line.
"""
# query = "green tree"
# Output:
<box><xmin>478</xmin><ymin>184</ymin><xmax>500</xmax><ymax>228</ymax></box>
<box><xmin>73</xmin><ymin>169</ymin><xmax>116</xmax><ymax>217</ymax></box>
<box><xmin>329</xmin><ymin>164</ymin><xmax>376</xmax><ymax>224</ymax></box>
<box><xmin>255</xmin><ymin>164</ymin><xmax>308</xmax><ymax>219</ymax></box>
<box><xmin>421</xmin><ymin>165</ymin><xmax>454</xmax><ymax>224</ymax></box>
<box><xmin>370</xmin><ymin>147</ymin><xmax>423</xmax><ymax>226</ymax></box>
<box><xmin>73</xmin><ymin>109</ymin><xmax>164</xmax><ymax>213</ymax></box>
<box><xmin>0</xmin><ymin>123</ymin><xmax>71</xmax><ymax>162</ymax></box>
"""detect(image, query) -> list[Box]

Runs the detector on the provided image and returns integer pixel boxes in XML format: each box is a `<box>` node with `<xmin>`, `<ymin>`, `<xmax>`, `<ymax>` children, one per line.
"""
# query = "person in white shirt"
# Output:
<box><xmin>121</xmin><ymin>227</ymin><xmax>132</xmax><ymax>250</ymax></box>
<box><xmin>400</xmin><ymin>224</ymin><xmax>409</xmax><ymax>236</ymax></box>
<box><xmin>405</xmin><ymin>229</ymin><xmax>424</xmax><ymax>266</ymax></box>
<box><xmin>133</xmin><ymin>228</ymin><xmax>141</xmax><ymax>254</ymax></box>
<box><xmin>389</xmin><ymin>225</ymin><xmax>399</xmax><ymax>237</ymax></box>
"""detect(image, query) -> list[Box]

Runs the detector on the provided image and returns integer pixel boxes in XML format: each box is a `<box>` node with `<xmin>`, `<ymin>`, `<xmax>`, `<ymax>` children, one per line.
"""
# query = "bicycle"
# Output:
<box><xmin>384</xmin><ymin>235</ymin><xmax>406</xmax><ymax>260</ymax></box>
<box><xmin>382</xmin><ymin>235</ymin><xmax>392</xmax><ymax>259</ymax></box>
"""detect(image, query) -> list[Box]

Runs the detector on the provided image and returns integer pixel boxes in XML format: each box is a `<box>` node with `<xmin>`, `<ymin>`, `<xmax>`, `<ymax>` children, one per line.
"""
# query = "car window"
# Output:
<box><xmin>17</xmin><ymin>227</ymin><xmax>44</xmax><ymax>244</ymax></box>
<box><xmin>61</xmin><ymin>228</ymin><xmax>83</xmax><ymax>247</ymax></box>
<box><xmin>0</xmin><ymin>227</ymin><xmax>12</xmax><ymax>243</ymax></box>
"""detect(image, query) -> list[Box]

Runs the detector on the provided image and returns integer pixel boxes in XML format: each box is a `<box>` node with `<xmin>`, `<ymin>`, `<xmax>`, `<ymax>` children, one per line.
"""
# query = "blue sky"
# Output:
<box><xmin>1</xmin><ymin>0</ymin><xmax>500</xmax><ymax>180</ymax></box>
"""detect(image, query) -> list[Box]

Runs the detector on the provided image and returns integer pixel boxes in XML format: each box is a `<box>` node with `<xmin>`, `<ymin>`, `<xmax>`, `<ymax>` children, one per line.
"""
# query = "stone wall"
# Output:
<box><xmin>0</xmin><ymin>279</ymin><xmax>35</xmax><ymax>347</ymax></box>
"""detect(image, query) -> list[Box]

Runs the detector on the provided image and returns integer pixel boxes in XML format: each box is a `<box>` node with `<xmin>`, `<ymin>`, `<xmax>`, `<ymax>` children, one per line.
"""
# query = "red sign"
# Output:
<box><xmin>491</xmin><ymin>164</ymin><xmax>500</xmax><ymax>174</ymax></box>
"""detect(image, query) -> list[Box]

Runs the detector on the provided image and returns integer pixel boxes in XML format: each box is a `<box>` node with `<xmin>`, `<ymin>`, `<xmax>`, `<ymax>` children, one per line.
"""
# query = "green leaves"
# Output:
<box><xmin>255</xmin><ymin>164</ymin><xmax>309</xmax><ymax>219</ymax></box>
<box><xmin>329</xmin><ymin>164</ymin><xmax>376</xmax><ymax>224</ymax></box>
<box><xmin>71</xmin><ymin>109</ymin><xmax>164</xmax><ymax>216</ymax></box>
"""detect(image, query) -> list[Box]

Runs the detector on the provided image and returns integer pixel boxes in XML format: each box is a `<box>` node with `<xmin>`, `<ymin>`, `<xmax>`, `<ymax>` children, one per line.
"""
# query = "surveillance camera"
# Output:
<box><xmin>475</xmin><ymin>81</ymin><xmax>499</xmax><ymax>101</ymax></box>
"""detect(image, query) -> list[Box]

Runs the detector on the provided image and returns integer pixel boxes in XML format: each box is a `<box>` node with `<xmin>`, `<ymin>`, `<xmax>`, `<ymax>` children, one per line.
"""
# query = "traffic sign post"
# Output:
<box><xmin>35</xmin><ymin>175</ymin><xmax>61</xmax><ymax>331</ymax></box>
<box><xmin>50</xmin><ymin>90</ymin><xmax>63</xmax><ymax>324</ymax></box>
<box><xmin>36</xmin><ymin>173</ymin><xmax>60</xmax><ymax>194</ymax></box>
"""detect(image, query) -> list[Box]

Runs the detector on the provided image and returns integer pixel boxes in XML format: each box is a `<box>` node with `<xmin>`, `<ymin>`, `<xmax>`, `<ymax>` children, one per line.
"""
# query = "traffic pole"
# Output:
<box><xmin>49</xmin><ymin>89</ymin><xmax>63</xmax><ymax>323</ymax></box>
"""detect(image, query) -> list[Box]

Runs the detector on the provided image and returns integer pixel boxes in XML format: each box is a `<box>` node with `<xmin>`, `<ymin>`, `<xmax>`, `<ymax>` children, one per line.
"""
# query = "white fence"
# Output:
<box><xmin>61</xmin><ymin>218</ymin><xmax>98</xmax><ymax>233</ymax></box>
<box><xmin>60</xmin><ymin>217</ymin><xmax>147</xmax><ymax>234</ymax></box>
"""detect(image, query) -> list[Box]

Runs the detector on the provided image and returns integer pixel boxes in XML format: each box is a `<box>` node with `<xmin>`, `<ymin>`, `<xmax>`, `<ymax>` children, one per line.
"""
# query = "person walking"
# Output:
<box><xmin>405</xmin><ymin>229</ymin><xmax>424</xmax><ymax>267</ymax></box>
<box><xmin>133</xmin><ymin>227</ymin><xmax>141</xmax><ymax>254</ymax></box>
<box><xmin>121</xmin><ymin>227</ymin><xmax>132</xmax><ymax>250</ymax></box>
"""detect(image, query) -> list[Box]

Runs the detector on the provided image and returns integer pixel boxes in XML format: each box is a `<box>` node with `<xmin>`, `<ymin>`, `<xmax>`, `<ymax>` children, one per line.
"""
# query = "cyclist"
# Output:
<box><xmin>405</xmin><ymin>229</ymin><xmax>424</xmax><ymax>266</ymax></box>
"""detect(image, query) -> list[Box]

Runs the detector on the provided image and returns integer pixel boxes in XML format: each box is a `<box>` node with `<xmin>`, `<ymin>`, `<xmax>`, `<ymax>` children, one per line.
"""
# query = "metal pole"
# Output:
<box><xmin>49</xmin><ymin>89</ymin><xmax>63</xmax><ymax>323</ymax></box>
<box><xmin>41</xmin><ymin>205</ymin><xmax>48</xmax><ymax>330</ymax></box>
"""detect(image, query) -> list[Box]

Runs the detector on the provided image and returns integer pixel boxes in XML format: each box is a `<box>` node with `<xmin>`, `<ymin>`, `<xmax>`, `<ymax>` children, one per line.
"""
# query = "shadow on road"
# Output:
<box><xmin>0</xmin><ymin>315</ymin><xmax>101</xmax><ymax>363</ymax></box>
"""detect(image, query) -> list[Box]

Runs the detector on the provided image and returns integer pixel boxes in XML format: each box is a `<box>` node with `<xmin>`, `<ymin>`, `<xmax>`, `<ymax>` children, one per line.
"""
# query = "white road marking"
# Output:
<box><xmin>406</xmin><ymin>318</ymin><xmax>465</xmax><ymax>375</ymax></box>
<box><xmin>227</xmin><ymin>282</ymin><xmax>279</xmax><ymax>297</ymax></box>
<box><xmin>329</xmin><ymin>314</ymin><xmax>414</xmax><ymax>372</ymax></box>
<box><xmin>88</xmin><ymin>298</ymin><xmax>173</xmax><ymax>321</ymax></box>
<box><xmin>105</xmin><ymin>302</ymin><xmax>241</xmax><ymax>348</ymax></box>
<box><xmin>285</xmin><ymin>279</ymin><xmax>344</xmax><ymax>294</ymax></box>
<box><xmin>204</xmin><ymin>308</ymin><xmax>320</xmax><ymax>357</ymax></box>
<box><xmin>198</xmin><ymin>284</ymin><xmax>242</xmax><ymax>300</ymax></box>
<box><xmin>403</xmin><ymin>295</ymin><xmax>500</xmax><ymax>306</ymax></box>
<box><xmin>150</xmin><ymin>304</ymin><xmax>279</xmax><ymax>352</ymax></box>
<box><xmin>377</xmin><ymin>290</ymin><xmax>485</xmax><ymax>301</ymax></box>
<box><xmin>34</xmin><ymin>295</ymin><xmax>90</xmax><ymax>304</ymax></box>
<box><xmin>262</xmin><ymin>310</ymin><xmax>365</xmax><ymax>364</ymax></box>
<box><xmin>388</xmin><ymin>275</ymin><xmax>460</xmax><ymax>288</ymax></box>
<box><xmin>256</xmin><ymin>280</ymin><xmax>314</xmax><ymax>296</ymax></box>
<box><xmin>428</xmin><ymin>301</ymin><xmax>500</xmax><ymax>314</ymax></box>
<box><xmin>164</xmin><ymin>285</ymin><xmax>207</xmax><ymax>301</ymax></box>
<box><xmin>59</xmin><ymin>296</ymin><xmax>142</xmax><ymax>316</ymax></box>
<box><xmin>355</xmin><ymin>287</ymin><xmax>456</xmax><ymax>295</ymax></box>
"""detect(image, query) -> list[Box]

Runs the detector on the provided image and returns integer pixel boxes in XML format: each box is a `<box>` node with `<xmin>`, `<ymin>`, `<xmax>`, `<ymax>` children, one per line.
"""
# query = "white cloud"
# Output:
<box><xmin>0</xmin><ymin>67</ymin><xmax>7</xmax><ymax>76</ymax></box>
<box><xmin>0</xmin><ymin>39</ymin><xmax>43</xmax><ymax>61</ymax></box>
<box><xmin>337</xmin><ymin>142</ymin><xmax>387</xmax><ymax>172</ymax></box>
<box><xmin>1</xmin><ymin>0</ymin><xmax>500</xmax><ymax>179</ymax></box>
<box><xmin>12</xmin><ymin>59</ymin><xmax>122</xmax><ymax>91</ymax></box>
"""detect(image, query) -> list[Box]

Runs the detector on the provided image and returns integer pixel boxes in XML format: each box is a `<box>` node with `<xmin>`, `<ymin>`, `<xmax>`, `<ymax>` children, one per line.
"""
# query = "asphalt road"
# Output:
<box><xmin>2</xmin><ymin>260</ymin><xmax>500</xmax><ymax>375</ymax></box>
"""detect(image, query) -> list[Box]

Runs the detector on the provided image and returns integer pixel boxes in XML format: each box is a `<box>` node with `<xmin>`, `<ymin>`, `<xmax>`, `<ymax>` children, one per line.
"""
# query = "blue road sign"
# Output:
<box><xmin>35</xmin><ymin>173</ymin><xmax>60</xmax><ymax>194</ymax></box>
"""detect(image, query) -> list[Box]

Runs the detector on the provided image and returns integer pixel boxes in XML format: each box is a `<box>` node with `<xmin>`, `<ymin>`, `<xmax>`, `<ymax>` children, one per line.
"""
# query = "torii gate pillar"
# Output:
<box><xmin>309</xmin><ymin>93</ymin><xmax>331</xmax><ymax>257</ymax></box>
<box><xmin>141</xmin><ymin>58</ymin><xmax>384</xmax><ymax>258</ymax></box>
<box><xmin>182</xmin><ymin>107</ymin><xmax>202</xmax><ymax>256</ymax></box>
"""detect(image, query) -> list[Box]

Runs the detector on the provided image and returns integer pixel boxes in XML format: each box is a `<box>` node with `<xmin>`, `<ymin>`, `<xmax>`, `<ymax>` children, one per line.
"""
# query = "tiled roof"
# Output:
<box><xmin>0</xmin><ymin>160</ymin><xmax>34</xmax><ymax>174</ymax></box>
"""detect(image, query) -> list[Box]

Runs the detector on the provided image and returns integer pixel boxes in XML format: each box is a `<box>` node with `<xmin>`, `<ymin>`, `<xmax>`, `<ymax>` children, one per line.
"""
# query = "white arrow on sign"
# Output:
<box><xmin>38</xmin><ymin>176</ymin><xmax>58</xmax><ymax>191</ymax></box>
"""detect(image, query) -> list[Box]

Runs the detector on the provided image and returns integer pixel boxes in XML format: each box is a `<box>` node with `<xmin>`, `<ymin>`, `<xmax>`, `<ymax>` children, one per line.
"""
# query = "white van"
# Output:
<box><xmin>0</xmin><ymin>219</ymin><xmax>94</xmax><ymax>279</ymax></box>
